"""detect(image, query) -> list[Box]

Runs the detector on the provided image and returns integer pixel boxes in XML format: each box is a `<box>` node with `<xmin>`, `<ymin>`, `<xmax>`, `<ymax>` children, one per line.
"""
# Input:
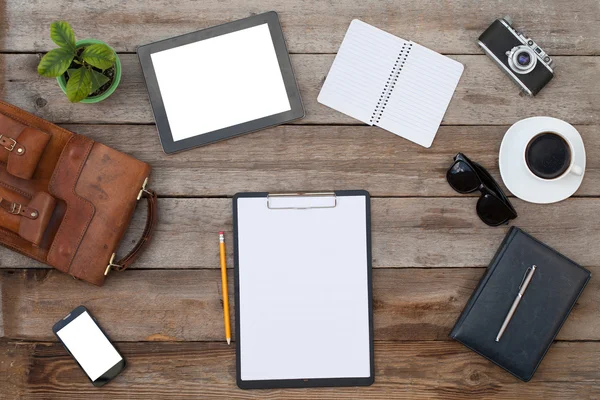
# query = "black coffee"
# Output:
<box><xmin>525</xmin><ymin>132</ymin><xmax>571</xmax><ymax>179</ymax></box>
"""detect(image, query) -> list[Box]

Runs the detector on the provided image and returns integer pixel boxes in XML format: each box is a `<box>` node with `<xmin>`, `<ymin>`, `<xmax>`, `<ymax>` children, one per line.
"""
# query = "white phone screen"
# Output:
<box><xmin>56</xmin><ymin>311</ymin><xmax>122</xmax><ymax>381</ymax></box>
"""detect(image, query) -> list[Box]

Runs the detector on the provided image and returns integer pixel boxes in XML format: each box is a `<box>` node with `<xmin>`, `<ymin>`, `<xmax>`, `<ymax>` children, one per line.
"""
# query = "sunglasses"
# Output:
<box><xmin>446</xmin><ymin>153</ymin><xmax>518</xmax><ymax>226</ymax></box>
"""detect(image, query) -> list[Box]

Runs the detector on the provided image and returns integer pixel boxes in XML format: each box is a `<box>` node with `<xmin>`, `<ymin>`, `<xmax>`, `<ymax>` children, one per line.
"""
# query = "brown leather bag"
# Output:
<box><xmin>0</xmin><ymin>100</ymin><xmax>157</xmax><ymax>285</ymax></box>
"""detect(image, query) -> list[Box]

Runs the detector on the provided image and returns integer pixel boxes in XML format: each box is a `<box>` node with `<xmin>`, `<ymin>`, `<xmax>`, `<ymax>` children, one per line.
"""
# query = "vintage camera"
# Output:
<box><xmin>478</xmin><ymin>17</ymin><xmax>554</xmax><ymax>96</ymax></box>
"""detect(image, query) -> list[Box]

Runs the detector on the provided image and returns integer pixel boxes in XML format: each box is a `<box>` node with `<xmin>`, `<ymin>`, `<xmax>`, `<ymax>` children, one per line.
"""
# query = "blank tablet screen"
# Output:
<box><xmin>150</xmin><ymin>23</ymin><xmax>291</xmax><ymax>142</ymax></box>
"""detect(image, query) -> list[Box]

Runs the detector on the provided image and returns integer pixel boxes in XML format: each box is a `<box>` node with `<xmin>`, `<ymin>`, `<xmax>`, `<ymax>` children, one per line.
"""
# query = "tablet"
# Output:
<box><xmin>138</xmin><ymin>12</ymin><xmax>304</xmax><ymax>154</ymax></box>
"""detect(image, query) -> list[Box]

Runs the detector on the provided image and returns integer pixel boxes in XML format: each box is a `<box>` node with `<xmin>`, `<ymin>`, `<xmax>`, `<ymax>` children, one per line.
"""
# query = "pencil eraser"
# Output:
<box><xmin>219</xmin><ymin>231</ymin><xmax>224</xmax><ymax>235</ymax></box>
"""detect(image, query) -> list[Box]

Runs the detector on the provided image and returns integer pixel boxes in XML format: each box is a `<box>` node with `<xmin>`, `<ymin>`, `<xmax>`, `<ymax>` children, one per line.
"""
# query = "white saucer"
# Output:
<box><xmin>499</xmin><ymin>117</ymin><xmax>586</xmax><ymax>204</ymax></box>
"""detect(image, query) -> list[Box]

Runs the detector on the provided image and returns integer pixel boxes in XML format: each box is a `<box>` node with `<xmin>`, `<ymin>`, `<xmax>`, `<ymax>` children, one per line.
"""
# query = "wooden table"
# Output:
<box><xmin>1</xmin><ymin>1</ymin><xmax>600</xmax><ymax>398</ymax></box>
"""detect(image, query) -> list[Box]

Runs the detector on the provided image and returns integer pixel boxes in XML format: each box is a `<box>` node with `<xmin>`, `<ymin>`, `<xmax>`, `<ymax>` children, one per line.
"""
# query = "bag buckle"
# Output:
<box><xmin>0</xmin><ymin>135</ymin><xmax>17</xmax><ymax>152</ymax></box>
<box><xmin>104</xmin><ymin>253</ymin><xmax>122</xmax><ymax>276</ymax></box>
<box><xmin>9</xmin><ymin>202</ymin><xmax>22</xmax><ymax>215</ymax></box>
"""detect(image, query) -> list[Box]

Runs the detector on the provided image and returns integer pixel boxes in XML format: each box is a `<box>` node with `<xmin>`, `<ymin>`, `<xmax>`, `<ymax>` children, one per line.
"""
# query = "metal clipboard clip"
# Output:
<box><xmin>266</xmin><ymin>192</ymin><xmax>337</xmax><ymax>210</ymax></box>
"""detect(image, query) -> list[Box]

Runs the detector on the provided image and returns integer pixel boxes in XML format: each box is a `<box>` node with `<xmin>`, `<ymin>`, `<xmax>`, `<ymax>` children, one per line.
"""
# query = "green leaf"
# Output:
<box><xmin>89</xmin><ymin>69</ymin><xmax>110</xmax><ymax>93</ymax></box>
<box><xmin>37</xmin><ymin>48</ymin><xmax>75</xmax><ymax>77</ymax></box>
<box><xmin>50</xmin><ymin>21</ymin><xmax>76</xmax><ymax>53</ymax></box>
<box><xmin>66</xmin><ymin>67</ymin><xmax>92</xmax><ymax>102</ymax></box>
<box><xmin>81</xmin><ymin>44</ymin><xmax>116</xmax><ymax>70</ymax></box>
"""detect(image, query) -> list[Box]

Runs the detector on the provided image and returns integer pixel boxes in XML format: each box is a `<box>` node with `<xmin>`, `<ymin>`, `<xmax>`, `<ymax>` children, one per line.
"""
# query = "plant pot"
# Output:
<box><xmin>56</xmin><ymin>39</ymin><xmax>121</xmax><ymax>104</ymax></box>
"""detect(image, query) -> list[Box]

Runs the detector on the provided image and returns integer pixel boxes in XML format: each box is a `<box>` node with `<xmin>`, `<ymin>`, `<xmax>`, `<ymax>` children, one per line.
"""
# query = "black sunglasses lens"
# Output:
<box><xmin>476</xmin><ymin>193</ymin><xmax>514</xmax><ymax>226</ymax></box>
<box><xmin>447</xmin><ymin>161</ymin><xmax>480</xmax><ymax>193</ymax></box>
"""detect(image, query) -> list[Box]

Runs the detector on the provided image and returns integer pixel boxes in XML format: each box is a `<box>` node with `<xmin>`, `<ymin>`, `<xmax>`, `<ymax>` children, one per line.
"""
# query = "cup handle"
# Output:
<box><xmin>571</xmin><ymin>164</ymin><xmax>584</xmax><ymax>176</ymax></box>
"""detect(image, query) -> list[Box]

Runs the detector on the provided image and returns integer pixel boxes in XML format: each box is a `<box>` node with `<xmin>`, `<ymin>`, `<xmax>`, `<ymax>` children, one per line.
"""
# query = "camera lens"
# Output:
<box><xmin>507</xmin><ymin>45</ymin><xmax>537</xmax><ymax>74</ymax></box>
<box><xmin>517</xmin><ymin>51</ymin><xmax>531</xmax><ymax>66</ymax></box>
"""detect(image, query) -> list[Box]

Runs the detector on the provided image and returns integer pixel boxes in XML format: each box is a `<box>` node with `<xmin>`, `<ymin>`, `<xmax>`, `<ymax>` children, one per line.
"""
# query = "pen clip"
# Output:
<box><xmin>518</xmin><ymin>265</ymin><xmax>534</xmax><ymax>290</ymax></box>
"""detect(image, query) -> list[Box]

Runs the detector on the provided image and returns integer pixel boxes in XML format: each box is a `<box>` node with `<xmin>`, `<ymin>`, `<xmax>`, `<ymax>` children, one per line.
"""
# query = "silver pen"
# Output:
<box><xmin>495</xmin><ymin>265</ymin><xmax>537</xmax><ymax>342</ymax></box>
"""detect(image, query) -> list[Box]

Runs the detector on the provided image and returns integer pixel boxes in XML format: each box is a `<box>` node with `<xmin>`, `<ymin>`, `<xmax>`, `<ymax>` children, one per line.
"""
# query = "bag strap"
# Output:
<box><xmin>0</xmin><ymin>134</ymin><xmax>25</xmax><ymax>154</ymax></box>
<box><xmin>0</xmin><ymin>196</ymin><xmax>39</xmax><ymax>219</ymax></box>
<box><xmin>105</xmin><ymin>188</ymin><xmax>158</xmax><ymax>275</ymax></box>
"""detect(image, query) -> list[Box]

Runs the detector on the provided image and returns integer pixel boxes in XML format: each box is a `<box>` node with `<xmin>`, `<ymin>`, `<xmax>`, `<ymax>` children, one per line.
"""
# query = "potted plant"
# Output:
<box><xmin>37</xmin><ymin>21</ymin><xmax>121</xmax><ymax>103</ymax></box>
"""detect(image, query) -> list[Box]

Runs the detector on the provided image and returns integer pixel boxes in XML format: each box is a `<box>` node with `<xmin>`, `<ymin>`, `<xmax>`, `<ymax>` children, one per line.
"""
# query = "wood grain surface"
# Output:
<box><xmin>3</xmin><ymin>198</ymin><xmax>600</xmax><ymax>270</ymax></box>
<box><xmin>0</xmin><ymin>268</ymin><xmax>597</xmax><ymax>342</ymax></box>
<box><xmin>1</xmin><ymin>0</ymin><xmax>600</xmax><ymax>398</ymax></box>
<box><xmin>36</xmin><ymin>124</ymin><xmax>600</xmax><ymax>198</ymax></box>
<box><xmin>2</xmin><ymin>0</ymin><xmax>599</xmax><ymax>54</ymax></box>
<box><xmin>1</xmin><ymin>54</ymin><xmax>599</xmax><ymax>125</ymax></box>
<box><xmin>2</xmin><ymin>340</ymin><xmax>600</xmax><ymax>399</ymax></box>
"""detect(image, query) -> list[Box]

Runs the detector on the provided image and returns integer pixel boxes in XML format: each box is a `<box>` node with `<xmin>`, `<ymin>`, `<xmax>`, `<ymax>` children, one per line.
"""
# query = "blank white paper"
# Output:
<box><xmin>56</xmin><ymin>312</ymin><xmax>122</xmax><ymax>381</ymax></box>
<box><xmin>237</xmin><ymin>195</ymin><xmax>371</xmax><ymax>381</ymax></box>
<box><xmin>151</xmin><ymin>24</ymin><xmax>291</xmax><ymax>142</ymax></box>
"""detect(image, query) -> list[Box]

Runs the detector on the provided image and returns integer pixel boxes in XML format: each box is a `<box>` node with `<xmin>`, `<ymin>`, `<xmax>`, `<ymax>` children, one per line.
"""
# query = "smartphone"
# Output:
<box><xmin>53</xmin><ymin>306</ymin><xmax>126</xmax><ymax>387</ymax></box>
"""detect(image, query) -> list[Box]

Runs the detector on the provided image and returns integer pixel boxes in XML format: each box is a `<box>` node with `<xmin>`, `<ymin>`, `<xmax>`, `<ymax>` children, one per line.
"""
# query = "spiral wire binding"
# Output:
<box><xmin>369</xmin><ymin>43</ymin><xmax>413</xmax><ymax>125</ymax></box>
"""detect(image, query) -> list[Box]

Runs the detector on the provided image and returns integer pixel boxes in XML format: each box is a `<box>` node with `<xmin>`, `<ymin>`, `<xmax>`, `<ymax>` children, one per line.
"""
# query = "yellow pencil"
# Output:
<box><xmin>219</xmin><ymin>232</ymin><xmax>231</xmax><ymax>345</ymax></box>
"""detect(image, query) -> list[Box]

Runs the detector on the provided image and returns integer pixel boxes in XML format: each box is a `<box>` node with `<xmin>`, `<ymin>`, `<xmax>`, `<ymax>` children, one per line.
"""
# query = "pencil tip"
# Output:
<box><xmin>227</xmin><ymin>338</ymin><xmax>231</xmax><ymax>345</ymax></box>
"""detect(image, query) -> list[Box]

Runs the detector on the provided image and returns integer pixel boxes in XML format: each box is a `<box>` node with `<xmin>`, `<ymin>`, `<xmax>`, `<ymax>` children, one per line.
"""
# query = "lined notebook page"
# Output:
<box><xmin>318</xmin><ymin>20</ymin><xmax>408</xmax><ymax>124</ymax></box>
<box><xmin>377</xmin><ymin>43</ymin><xmax>464</xmax><ymax>147</ymax></box>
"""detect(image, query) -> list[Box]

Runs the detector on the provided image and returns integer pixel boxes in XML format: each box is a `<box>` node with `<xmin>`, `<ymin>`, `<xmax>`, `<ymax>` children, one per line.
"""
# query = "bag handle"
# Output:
<box><xmin>105</xmin><ymin>188</ymin><xmax>158</xmax><ymax>275</ymax></box>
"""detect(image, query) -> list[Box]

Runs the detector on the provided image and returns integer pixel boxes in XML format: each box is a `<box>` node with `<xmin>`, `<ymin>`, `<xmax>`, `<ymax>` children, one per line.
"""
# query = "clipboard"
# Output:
<box><xmin>233</xmin><ymin>190</ymin><xmax>374</xmax><ymax>389</ymax></box>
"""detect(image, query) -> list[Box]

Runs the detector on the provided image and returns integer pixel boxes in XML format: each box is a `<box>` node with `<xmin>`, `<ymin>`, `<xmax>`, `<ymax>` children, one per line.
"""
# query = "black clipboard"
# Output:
<box><xmin>232</xmin><ymin>190</ymin><xmax>374</xmax><ymax>389</ymax></box>
<box><xmin>137</xmin><ymin>11</ymin><xmax>304</xmax><ymax>154</ymax></box>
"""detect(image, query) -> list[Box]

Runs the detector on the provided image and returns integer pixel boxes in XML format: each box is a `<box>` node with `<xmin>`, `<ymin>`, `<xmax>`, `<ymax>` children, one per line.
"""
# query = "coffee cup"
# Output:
<box><xmin>524</xmin><ymin>130</ymin><xmax>583</xmax><ymax>181</ymax></box>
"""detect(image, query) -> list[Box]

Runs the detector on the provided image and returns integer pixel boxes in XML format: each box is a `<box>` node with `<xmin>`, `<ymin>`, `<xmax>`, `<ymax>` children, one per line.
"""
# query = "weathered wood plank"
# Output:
<box><xmin>1</xmin><ymin>54</ymin><xmax>599</xmax><ymax>125</ymax></box>
<box><xmin>2</xmin><ymin>340</ymin><xmax>600</xmax><ymax>399</ymax></box>
<box><xmin>3</xmin><ymin>198</ymin><xmax>600</xmax><ymax>270</ymax></box>
<box><xmin>2</xmin><ymin>0</ymin><xmax>599</xmax><ymax>55</ymax></box>
<box><xmin>59</xmin><ymin>124</ymin><xmax>600</xmax><ymax>198</ymax></box>
<box><xmin>0</xmin><ymin>340</ymin><xmax>29</xmax><ymax>399</ymax></box>
<box><xmin>1</xmin><ymin>268</ymin><xmax>596</xmax><ymax>342</ymax></box>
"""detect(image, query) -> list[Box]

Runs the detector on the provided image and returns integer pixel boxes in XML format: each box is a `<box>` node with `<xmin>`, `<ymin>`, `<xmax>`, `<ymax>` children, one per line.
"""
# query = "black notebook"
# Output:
<box><xmin>450</xmin><ymin>227</ymin><xmax>591</xmax><ymax>381</ymax></box>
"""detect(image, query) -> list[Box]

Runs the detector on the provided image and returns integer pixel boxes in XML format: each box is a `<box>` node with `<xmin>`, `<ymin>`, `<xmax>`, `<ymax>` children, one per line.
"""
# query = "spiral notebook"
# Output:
<box><xmin>318</xmin><ymin>20</ymin><xmax>464</xmax><ymax>148</ymax></box>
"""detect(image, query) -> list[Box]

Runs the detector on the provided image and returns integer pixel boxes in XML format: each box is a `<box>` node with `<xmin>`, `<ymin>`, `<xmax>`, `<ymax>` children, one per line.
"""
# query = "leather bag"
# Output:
<box><xmin>0</xmin><ymin>100</ymin><xmax>157</xmax><ymax>285</ymax></box>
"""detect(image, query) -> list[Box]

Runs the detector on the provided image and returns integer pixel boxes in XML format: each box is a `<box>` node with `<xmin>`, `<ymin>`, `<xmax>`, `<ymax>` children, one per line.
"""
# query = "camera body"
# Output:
<box><xmin>478</xmin><ymin>17</ymin><xmax>554</xmax><ymax>96</ymax></box>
